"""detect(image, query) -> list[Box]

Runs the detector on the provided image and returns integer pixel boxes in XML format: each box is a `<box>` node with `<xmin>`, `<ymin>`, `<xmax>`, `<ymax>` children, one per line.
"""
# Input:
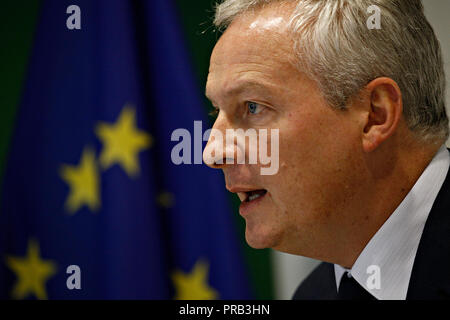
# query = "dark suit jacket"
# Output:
<box><xmin>293</xmin><ymin>149</ymin><xmax>450</xmax><ymax>300</ymax></box>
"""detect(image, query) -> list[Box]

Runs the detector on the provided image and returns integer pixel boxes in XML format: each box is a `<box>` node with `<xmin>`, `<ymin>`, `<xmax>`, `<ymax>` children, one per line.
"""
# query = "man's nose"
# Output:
<box><xmin>202</xmin><ymin>114</ymin><xmax>242</xmax><ymax>169</ymax></box>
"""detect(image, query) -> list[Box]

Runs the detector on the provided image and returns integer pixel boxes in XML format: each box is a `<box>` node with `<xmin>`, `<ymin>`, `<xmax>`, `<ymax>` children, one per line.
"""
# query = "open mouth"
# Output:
<box><xmin>235</xmin><ymin>188</ymin><xmax>268</xmax><ymax>217</ymax></box>
<box><xmin>241</xmin><ymin>189</ymin><xmax>267</xmax><ymax>202</ymax></box>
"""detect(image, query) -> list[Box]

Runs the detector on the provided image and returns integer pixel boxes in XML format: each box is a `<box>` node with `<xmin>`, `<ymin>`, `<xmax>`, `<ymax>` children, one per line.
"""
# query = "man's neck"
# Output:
<box><xmin>336</xmin><ymin>139</ymin><xmax>443</xmax><ymax>268</ymax></box>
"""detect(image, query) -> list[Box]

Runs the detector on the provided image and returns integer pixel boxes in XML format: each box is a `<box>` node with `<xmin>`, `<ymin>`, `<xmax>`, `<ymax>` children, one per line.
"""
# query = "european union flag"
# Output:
<box><xmin>0</xmin><ymin>0</ymin><xmax>252</xmax><ymax>299</ymax></box>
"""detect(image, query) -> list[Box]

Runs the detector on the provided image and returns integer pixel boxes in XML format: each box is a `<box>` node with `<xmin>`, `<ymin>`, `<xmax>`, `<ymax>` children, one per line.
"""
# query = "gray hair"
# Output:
<box><xmin>214</xmin><ymin>0</ymin><xmax>449</xmax><ymax>142</ymax></box>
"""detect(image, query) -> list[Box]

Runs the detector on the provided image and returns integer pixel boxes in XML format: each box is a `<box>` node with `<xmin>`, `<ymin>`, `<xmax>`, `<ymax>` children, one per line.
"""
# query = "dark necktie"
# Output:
<box><xmin>337</xmin><ymin>272</ymin><xmax>377</xmax><ymax>300</ymax></box>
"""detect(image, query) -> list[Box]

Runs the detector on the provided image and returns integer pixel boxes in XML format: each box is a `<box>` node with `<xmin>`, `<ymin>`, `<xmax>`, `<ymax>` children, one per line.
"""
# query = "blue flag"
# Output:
<box><xmin>0</xmin><ymin>0</ymin><xmax>252</xmax><ymax>299</ymax></box>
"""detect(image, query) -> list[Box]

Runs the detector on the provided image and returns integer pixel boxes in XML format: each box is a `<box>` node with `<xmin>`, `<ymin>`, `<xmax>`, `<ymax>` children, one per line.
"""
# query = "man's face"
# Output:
<box><xmin>205</xmin><ymin>4</ymin><xmax>365</xmax><ymax>259</ymax></box>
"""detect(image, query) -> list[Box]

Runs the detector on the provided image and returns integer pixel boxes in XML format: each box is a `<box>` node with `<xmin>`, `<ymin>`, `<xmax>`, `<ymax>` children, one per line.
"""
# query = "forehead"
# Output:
<box><xmin>206</xmin><ymin>4</ymin><xmax>298</xmax><ymax>102</ymax></box>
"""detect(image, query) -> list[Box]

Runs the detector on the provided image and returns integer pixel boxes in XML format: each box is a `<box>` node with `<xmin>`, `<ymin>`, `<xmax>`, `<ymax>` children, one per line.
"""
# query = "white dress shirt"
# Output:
<box><xmin>334</xmin><ymin>145</ymin><xmax>450</xmax><ymax>300</ymax></box>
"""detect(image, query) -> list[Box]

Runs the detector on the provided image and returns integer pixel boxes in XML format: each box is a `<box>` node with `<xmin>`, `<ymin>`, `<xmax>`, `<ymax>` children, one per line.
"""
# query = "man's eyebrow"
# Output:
<box><xmin>205</xmin><ymin>80</ymin><xmax>273</xmax><ymax>105</ymax></box>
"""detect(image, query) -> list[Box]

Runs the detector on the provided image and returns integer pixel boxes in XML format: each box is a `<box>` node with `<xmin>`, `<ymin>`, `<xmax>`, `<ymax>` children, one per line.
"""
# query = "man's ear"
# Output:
<box><xmin>362</xmin><ymin>77</ymin><xmax>403</xmax><ymax>152</ymax></box>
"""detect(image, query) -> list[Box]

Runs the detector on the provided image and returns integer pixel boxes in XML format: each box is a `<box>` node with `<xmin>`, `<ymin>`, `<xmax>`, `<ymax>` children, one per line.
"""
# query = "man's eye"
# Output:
<box><xmin>247</xmin><ymin>102</ymin><xmax>265</xmax><ymax>115</ymax></box>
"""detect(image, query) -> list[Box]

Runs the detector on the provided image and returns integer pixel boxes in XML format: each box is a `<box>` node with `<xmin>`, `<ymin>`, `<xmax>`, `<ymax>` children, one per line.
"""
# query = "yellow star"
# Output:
<box><xmin>60</xmin><ymin>147</ymin><xmax>101</xmax><ymax>214</ymax></box>
<box><xmin>172</xmin><ymin>260</ymin><xmax>218</xmax><ymax>300</ymax></box>
<box><xmin>95</xmin><ymin>105</ymin><xmax>153</xmax><ymax>177</ymax></box>
<box><xmin>5</xmin><ymin>239</ymin><xmax>57</xmax><ymax>300</ymax></box>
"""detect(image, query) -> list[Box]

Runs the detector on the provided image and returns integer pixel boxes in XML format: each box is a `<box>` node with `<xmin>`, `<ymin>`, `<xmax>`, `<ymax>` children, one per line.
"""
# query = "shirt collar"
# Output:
<box><xmin>335</xmin><ymin>145</ymin><xmax>450</xmax><ymax>300</ymax></box>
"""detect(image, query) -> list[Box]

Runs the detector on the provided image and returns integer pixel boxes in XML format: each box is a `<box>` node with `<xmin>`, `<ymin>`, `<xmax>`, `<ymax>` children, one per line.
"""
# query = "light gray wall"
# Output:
<box><xmin>273</xmin><ymin>0</ymin><xmax>450</xmax><ymax>299</ymax></box>
<box><xmin>423</xmin><ymin>0</ymin><xmax>450</xmax><ymax>146</ymax></box>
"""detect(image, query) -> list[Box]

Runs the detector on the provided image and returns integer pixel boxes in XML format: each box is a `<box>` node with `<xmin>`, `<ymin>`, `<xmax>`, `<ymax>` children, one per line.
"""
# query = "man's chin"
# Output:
<box><xmin>244</xmin><ymin>226</ymin><xmax>282</xmax><ymax>249</ymax></box>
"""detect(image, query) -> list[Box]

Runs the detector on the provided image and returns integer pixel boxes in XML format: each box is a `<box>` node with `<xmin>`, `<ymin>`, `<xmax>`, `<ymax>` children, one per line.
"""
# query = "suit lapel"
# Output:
<box><xmin>292</xmin><ymin>262</ymin><xmax>338</xmax><ymax>299</ymax></box>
